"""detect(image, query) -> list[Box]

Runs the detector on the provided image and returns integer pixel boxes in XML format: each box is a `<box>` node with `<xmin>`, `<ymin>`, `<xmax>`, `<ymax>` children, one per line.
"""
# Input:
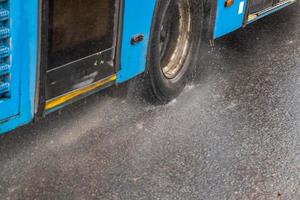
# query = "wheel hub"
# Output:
<box><xmin>160</xmin><ymin>0</ymin><xmax>191</xmax><ymax>79</ymax></box>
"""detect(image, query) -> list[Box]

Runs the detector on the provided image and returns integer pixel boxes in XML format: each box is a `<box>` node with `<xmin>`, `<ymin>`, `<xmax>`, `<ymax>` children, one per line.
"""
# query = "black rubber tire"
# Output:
<box><xmin>145</xmin><ymin>0</ymin><xmax>204</xmax><ymax>104</ymax></box>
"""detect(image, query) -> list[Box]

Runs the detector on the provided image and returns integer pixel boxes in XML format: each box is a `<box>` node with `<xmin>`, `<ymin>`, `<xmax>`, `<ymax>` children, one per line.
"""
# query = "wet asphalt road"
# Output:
<box><xmin>0</xmin><ymin>5</ymin><xmax>299</xmax><ymax>200</ymax></box>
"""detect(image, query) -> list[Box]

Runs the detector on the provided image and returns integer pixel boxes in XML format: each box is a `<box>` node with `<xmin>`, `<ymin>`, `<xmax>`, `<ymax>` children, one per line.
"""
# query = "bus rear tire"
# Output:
<box><xmin>145</xmin><ymin>0</ymin><xmax>204</xmax><ymax>103</ymax></box>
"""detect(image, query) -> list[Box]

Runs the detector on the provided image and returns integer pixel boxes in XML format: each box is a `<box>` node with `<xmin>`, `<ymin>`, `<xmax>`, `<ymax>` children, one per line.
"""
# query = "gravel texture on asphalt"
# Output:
<box><xmin>0</xmin><ymin>5</ymin><xmax>299</xmax><ymax>200</ymax></box>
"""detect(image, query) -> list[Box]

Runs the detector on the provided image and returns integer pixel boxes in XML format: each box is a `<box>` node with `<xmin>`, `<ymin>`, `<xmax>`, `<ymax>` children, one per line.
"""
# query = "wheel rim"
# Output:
<box><xmin>160</xmin><ymin>0</ymin><xmax>191</xmax><ymax>79</ymax></box>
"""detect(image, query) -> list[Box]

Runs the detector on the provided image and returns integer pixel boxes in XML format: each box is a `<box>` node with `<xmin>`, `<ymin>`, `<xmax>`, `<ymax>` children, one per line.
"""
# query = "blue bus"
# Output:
<box><xmin>0</xmin><ymin>0</ymin><xmax>297</xmax><ymax>134</ymax></box>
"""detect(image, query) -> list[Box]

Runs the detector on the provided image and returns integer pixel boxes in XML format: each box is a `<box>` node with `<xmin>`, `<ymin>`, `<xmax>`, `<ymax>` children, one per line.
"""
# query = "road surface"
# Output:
<box><xmin>0</xmin><ymin>5</ymin><xmax>299</xmax><ymax>200</ymax></box>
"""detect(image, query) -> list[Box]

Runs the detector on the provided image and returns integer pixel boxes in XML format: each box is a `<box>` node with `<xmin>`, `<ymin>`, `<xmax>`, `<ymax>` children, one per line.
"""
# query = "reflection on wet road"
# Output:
<box><xmin>0</xmin><ymin>5</ymin><xmax>299</xmax><ymax>200</ymax></box>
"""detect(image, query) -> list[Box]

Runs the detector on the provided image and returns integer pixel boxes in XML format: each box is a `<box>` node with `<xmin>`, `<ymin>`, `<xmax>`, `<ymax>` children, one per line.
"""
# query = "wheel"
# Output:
<box><xmin>145</xmin><ymin>0</ymin><xmax>204</xmax><ymax>103</ymax></box>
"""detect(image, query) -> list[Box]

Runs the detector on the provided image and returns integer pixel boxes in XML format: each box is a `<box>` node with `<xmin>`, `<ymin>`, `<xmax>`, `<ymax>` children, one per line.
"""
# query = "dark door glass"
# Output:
<box><xmin>48</xmin><ymin>0</ymin><xmax>116</xmax><ymax>69</ymax></box>
<box><xmin>249</xmin><ymin>0</ymin><xmax>274</xmax><ymax>13</ymax></box>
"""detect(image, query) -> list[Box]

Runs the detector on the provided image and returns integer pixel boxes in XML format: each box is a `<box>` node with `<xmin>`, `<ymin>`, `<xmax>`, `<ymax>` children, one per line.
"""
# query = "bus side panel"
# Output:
<box><xmin>117</xmin><ymin>0</ymin><xmax>157</xmax><ymax>83</ymax></box>
<box><xmin>0</xmin><ymin>0</ymin><xmax>38</xmax><ymax>134</ymax></box>
<box><xmin>214</xmin><ymin>0</ymin><xmax>248</xmax><ymax>39</ymax></box>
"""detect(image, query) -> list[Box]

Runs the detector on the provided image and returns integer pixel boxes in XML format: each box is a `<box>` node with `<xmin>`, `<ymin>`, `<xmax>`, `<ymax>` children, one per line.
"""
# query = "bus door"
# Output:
<box><xmin>248</xmin><ymin>0</ymin><xmax>273</xmax><ymax>13</ymax></box>
<box><xmin>43</xmin><ymin>0</ymin><xmax>119</xmax><ymax>110</ymax></box>
<box><xmin>0</xmin><ymin>0</ymin><xmax>20</xmax><ymax>122</ymax></box>
<box><xmin>247</xmin><ymin>0</ymin><xmax>297</xmax><ymax>22</ymax></box>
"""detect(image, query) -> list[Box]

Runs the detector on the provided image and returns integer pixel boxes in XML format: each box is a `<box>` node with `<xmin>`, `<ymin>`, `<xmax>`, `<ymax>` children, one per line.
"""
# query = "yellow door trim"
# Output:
<box><xmin>45</xmin><ymin>74</ymin><xmax>117</xmax><ymax>110</ymax></box>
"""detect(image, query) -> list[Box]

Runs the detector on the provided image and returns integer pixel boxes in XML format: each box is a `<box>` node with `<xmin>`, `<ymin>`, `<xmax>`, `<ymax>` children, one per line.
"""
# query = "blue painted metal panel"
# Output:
<box><xmin>0</xmin><ymin>0</ymin><xmax>38</xmax><ymax>134</ymax></box>
<box><xmin>117</xmin><ymin>0</ymin><xmax>157</xmax><ymax>83</ymax></box>
<box><xmin>214</xmin><ymin>0</ymin><xmax>247</xmax><ymax>39</ymax></box>
<box><xmin>0</xmin><ymin>0</ymin><xmax>20</xmax><ymax>121</ymax></box>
